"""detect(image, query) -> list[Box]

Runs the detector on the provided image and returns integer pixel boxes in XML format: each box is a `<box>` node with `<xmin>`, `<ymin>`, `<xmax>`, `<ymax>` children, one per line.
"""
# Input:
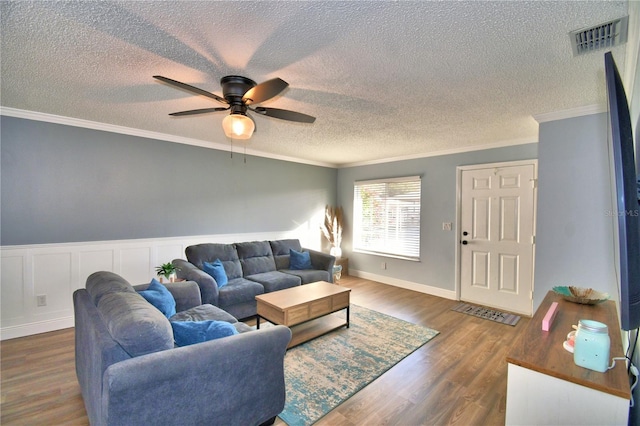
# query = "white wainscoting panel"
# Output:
<box><xmin>1</xmin><ymin>252</ymin><xmax>26</xmax><ymax>323</ymax></box>
<box><xmin>1</xmin><ymin>231</ymin><xmax>304</xmax><ymax>340</ymax></box>
<box><xmin>33</xmin><ymin>251</ymin><xmax>74</xmax><ymax>319</ymax></box>
<box><xmin>119</xmin><ymin>246</ymin><xmax>153</xmax><ymax>285</ymax></box>
<box><xmin>79</xmin><ymin>249</ymin><xmax>115</xmax><ymax>283</ymax></box>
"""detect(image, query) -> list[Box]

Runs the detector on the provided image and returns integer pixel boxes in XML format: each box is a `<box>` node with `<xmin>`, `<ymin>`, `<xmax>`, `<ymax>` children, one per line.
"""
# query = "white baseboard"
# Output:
<box><xmin>1</xmin><ymin>316</ymin><xmax>74</xmax><ymax>341</ymax></box>
<box><xmin>350</xmin><ymin>269</ymin><xmax>457</xmax><ymax>300</ymax></box>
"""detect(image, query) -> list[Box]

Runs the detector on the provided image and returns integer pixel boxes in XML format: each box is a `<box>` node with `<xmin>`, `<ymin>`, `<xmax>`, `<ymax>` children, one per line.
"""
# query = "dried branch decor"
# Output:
<box><xmin>320</xmin><ymin>205</ymin><xmax>343</xmax><ymax>252</ymax></box>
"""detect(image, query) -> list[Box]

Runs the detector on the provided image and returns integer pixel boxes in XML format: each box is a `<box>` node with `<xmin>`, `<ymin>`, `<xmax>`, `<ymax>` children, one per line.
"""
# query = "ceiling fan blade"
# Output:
<box><xmin>169</xmin><ymin>107</ymin><xmax>229</xmax><ymax>116</ymax></box>
<box><xmin>252</xmin><ymin>107</ymin><xmax>316</xmax><ymax>123</ymax></box>
<box><xmin>153</xmin><ymin>75</ymin><xmax>227</xmax><ymax>104</ymax></box>
<box><xmin>243</xmin><ymin>78</ymin><xmax>289</xmax><ymax>105</ymax></box>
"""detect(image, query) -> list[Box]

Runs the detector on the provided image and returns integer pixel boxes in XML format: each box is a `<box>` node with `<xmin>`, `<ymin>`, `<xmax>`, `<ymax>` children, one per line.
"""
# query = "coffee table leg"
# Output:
<box><xmin>346</xmin><ymin>305</ymin><xmax>350</xmax><ymax>328</ymax></box>
<box><xmin>256</xmin><ymin>315</ymin><xmax>261</xmax><ymax>330</ymax></box>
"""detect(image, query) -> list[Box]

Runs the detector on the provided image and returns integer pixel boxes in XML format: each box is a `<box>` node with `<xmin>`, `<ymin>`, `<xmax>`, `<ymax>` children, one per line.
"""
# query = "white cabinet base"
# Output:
<box><xmin>506</xmin><ymin>363</ymin><xmax>629</xmax><ymax>425</ymax></box>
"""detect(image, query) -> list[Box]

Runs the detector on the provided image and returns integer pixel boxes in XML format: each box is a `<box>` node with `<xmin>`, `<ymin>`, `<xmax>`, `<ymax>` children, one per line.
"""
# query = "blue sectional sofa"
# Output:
<box><xmin>173</xmin><ymin>239</ymin><xmax>335</xmax><ymax>319</ymax></box>
<box><xmin>74</xmin><ymin>271</ymin><xmax>291</xmax><ymax>426</ymax></box>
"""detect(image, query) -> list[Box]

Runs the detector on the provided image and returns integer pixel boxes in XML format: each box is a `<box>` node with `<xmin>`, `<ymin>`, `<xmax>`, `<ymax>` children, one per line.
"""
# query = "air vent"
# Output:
<box><xmin>569</xmin><ymin>16</ymin><xmax>628</xmax><ymax>56</ymax></box>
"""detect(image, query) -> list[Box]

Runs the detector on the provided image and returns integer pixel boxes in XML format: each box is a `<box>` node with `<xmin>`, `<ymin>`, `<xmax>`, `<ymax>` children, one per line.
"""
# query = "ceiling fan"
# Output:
<box><xmin>153</xmin><ymin>75</ymin><xmax>316</xmax><ymax>140</ymax></box>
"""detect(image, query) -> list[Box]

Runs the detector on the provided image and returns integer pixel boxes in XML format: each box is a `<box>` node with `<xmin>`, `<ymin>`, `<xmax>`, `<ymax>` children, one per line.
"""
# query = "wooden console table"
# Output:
<box><xmin>506</xmin><ymin>291</ymin><xmax>630</xmax><ymax>425</ymax></box>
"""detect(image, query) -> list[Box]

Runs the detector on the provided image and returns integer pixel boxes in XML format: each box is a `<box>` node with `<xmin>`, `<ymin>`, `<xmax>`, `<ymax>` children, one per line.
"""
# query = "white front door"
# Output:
<box><xmin>458</xmin><ymin>161</ymin><xmax>536</xmax><ymax>316</ymax></box>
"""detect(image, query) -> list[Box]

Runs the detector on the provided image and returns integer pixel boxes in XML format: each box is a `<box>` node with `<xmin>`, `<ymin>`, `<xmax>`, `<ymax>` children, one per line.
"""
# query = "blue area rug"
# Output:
<box><xmin>279</xmin><ymin>304</ymin><xmax>439</xmax><ymax>425</ymax></box>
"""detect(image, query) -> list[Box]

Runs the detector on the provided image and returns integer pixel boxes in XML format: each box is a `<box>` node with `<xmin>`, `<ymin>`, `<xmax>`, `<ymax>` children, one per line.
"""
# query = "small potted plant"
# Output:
<box><xmin>155</xmin><ymin>262</ymin><xmax>179</xmax><ymax>283</ymax></box>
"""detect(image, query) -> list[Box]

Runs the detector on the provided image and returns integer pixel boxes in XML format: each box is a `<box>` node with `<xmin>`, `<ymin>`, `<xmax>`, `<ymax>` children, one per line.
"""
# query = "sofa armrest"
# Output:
<box><xmin>133</xmin><ymin>280</ymin><xmax>202</xmax><ymax>312</ymax></box>
<box><xmin>172</xmin><ymin>259</ymin><xmax>219</xmax><ymax>306</ymax></box>
<box><xmin>305</xmin><ymin>248</ymin><xmax>336</xmax><ymax>281</ymax></box>
<box><xmin>165</xmin><ymin>281</ymin><xmax>201</xmax><ymax>312</ymax></box>
<box><xmin>102</xmin><ymin>326</ymin><xmax>292</xmax><ymax>426</ymax></box>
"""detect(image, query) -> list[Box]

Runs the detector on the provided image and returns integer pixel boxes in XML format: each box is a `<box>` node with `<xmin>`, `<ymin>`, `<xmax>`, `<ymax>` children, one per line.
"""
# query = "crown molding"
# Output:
<box><xmin>0</xmin><ymin>107</ymin><xmax>337</xmax><ymax>169</ymax></box>
<box><xmin>532</xmin><ymin>104</ymin><xmax>607</xmax><ymax>124</ymax></box>
<box><xmin>337</xmin><ymin>136</ymin><xmax>538</xmax><ymax>168</ymax></box>
<box><xmin>2</xmin><ymin>106</ymin><xmax>541</xmax><ymax>170</ymax></box>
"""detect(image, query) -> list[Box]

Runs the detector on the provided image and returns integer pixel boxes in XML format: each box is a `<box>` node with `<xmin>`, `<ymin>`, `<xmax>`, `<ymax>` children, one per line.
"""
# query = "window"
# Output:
<box><xmin>353</xmin><ymin>176</ymin><xmax>421</xmax><ymax>260</ymax></box>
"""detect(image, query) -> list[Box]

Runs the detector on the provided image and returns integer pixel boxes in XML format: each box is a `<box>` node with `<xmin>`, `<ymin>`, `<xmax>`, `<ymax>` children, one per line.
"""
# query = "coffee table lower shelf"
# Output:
<box><xmin>257</xmin><ymin>309</ymin><xmax>349</xmax><ymax>348</ymax></box>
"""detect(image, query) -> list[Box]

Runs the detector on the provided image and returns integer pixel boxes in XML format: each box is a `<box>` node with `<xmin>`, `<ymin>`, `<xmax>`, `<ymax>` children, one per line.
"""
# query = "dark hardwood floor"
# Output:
<box><xmin>1</xmin><ymin>276</ymin><xmax>529</xmax><ymax>425</ymax></box>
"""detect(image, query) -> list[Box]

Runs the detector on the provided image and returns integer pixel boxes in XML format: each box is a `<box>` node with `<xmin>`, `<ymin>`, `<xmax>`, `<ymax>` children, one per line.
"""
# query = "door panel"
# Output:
<box><xmin>472</xmin><ymin>251</ymin><xmax>490</xmax><ymax>288</ymax></box>
<box><xmin>460</xmin><ymin>163</ymin><xmax>536</xmax><ymax>315</ymax></box>
<box><xmin>473</xmin><ymin>198</ymin><xmax>491</xmax><ymax>240</ymax></box>
<box><xmin>499</xmin><ymin>254</ymin><xmax>518</xmax><ymax>293</ymax></box>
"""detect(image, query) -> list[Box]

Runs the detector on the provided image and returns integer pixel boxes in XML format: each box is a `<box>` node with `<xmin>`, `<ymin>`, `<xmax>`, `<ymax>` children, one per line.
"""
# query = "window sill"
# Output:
<box><xmin>353</xmin><ymin>249</ymin><xmax>420</xmax><ymax>262</ymax></box>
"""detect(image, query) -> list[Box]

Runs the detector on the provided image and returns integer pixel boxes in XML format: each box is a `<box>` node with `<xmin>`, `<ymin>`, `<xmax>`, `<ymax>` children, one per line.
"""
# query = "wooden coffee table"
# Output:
<box><xmin>255</xmin><ymin>281</ymin><xmax>351</xmax><ymax>348</ymax></box>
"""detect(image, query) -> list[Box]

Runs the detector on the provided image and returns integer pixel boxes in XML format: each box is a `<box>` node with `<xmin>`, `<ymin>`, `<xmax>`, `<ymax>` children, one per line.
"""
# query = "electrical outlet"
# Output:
<box><xmin>381</xmin><ymin>262</ymin><xmax>387</xmax><ymax>270</ymax></box>
<box><xmin>36</xmin><ymin>294</ymin><xmax>47</xmax><ymax>307</ymax></box>
<box><xmin>442</xmin><ymin>222</ymin><xmax>452</xmax><ymax>231</ymax></box>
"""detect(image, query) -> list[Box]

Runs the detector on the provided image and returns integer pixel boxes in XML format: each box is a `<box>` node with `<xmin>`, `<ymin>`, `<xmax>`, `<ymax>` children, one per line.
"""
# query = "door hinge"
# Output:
<box><xmin>531</xmin><ymin>235</ymin><xmax>536</xmax><ymax>244</ymax></box>
<box><xmin>530</xmin><ymin>178</ymin><xmax>538</xmax><ymax>188</ymax></box>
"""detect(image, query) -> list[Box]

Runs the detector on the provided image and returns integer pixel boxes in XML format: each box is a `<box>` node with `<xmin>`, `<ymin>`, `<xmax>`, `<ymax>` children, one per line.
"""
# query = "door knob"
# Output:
<box><xmin>463</xmin><ymin>231</ymin><xmax>468</xmax><ymax>236</ymax></box>
<box><xmin>461</xmin><ymin>240</ymin><xmax>468</xmax><ymax>245</ymax></box>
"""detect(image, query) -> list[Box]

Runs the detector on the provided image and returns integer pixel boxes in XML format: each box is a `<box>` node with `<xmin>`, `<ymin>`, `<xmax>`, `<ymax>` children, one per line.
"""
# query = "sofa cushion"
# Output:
<box><xmin>202</xmin><ymin>259</ymin><xmax>229</xmax><ymax>288</ymax></box>
<box><xmin>97</xmin><ymin>292</ymin><xmax>174</xmax><ymax>357</ymax></box>
<box><xmin>170</xmin><ymin>303</ymin><xmax>238</xmax><ymax>323</ymax></box>
<box><xmin>86</xmin><ymin>271</ymin><xmax>136</xmax><ymax>305</ymax></box>
<box><xmin>218</xmin><ymin>278</ymin><xmax>265</xmax><ymax>306</ymax></box>
<box><xmin>138</xmin><ymin>278</ymin><xmax>176</xmax><ymax>318</ymax></box>
<box><xmin>281</xmin><ymin>269</ymin><xmax>331</xmax><ymax>284</ymax></box>
<box><xmin>185</xmin><ymin>243</ymin><xmax>243</xmax><ymax>280</ymax></box>
<box><xmin>289</xmin><ymin>249</ymin><xmax>312</xmax><ymax>270</ymax></box>
<box><xmin>235</xmin><ymin>241</ymin><xmax>277</xmax><ymax>276</ymax></box>
<box><xmin>270</xmin><ymin>239</ymin><xmax>303</xmax><ymax>270</ymax></box>
<box><xmin>246</xmin><ymin>271</ymin><xmax>301</xmax><ymax>293</ymax></box>
<box><xmin>171</xmin><ymin>320</ymin><xmax>238</xmax><ymax>347</ymax></box>
<box><xmin>169</xmin><ymin>304</ymin><xmax>252</xmax><ymax>334</ymax></box>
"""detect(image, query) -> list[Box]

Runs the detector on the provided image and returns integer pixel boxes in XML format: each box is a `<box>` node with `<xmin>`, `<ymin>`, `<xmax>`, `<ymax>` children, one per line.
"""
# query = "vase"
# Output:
<box><xmin>160</xmin><ymin>273</ymin><xmax>177</xmax><ymax>283</ymax></box>
<box><xmin>330</xmin><ymin>246</ymin><xmax>342</xmax><ymax>258</ymax></box>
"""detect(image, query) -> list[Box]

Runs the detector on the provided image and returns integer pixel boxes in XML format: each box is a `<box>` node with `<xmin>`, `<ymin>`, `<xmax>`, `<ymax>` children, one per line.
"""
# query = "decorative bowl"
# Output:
<box><xmin>552</xmin><ymin>286</ymin><xmax>610</xmax><ymax>305</ymax></box>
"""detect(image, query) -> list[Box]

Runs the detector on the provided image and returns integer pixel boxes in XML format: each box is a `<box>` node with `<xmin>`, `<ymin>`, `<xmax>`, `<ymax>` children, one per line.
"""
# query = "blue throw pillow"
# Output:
<box><xmin>289</xmin><ymin>249</ymin><xmax>312</xmax><ymax>270</ymax></box>
<box><xmin>171</xmin><ymin>320</ymin><xmax>238</xmax><ymax>347</ymax></box>
<box><xmin>202</xmin><ymin>259</ymin><xmax>228</xmax><ymax>288</ymax></box>
<box><xmin>138</xmin><ymin>278</ymin><xmax>176</xmax><ymax>318</ymax></box>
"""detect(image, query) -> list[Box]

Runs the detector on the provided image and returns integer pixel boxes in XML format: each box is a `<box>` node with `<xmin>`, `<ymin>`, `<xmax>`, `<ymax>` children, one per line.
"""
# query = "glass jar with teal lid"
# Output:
<box><xmin>573</xmin><ymin>319</ymin><xmax>610</xmax><ymax>373</ymax></box>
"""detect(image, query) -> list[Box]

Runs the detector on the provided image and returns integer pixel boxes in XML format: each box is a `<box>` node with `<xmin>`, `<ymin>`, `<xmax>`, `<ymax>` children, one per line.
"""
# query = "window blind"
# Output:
<box><xmin>353</xmin><ymin>175</ymin><xmax>421</xmax><ymax>260</ymax></box>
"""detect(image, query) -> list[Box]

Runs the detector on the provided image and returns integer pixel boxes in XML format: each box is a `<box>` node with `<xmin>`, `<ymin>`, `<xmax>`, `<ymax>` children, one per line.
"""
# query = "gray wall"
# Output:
<box><xmin>533</xmin><ymin>113</ymin><xmax>617</xmax><ymax>311</ymax></box>
<box><xmin>337</xmin><ymin>143</ymin><xmax>538</xmax><ymax>291</ymax></box>
<box><xmin>1</xmin><ymin>116</ymin><xmax>337</xmax><ymax>245</ymax></box>
<box><xmin>535</xmin><ymin>111</ymin><xmax>639</xmax><ymax>423</ymax></box>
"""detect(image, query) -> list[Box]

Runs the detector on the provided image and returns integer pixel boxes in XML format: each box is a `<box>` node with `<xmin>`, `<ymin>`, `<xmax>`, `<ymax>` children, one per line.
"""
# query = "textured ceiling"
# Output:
<box><xmin>0</xmin><ymin>1</ymin><xmax>631</xmax><ymax>166</ymax></box>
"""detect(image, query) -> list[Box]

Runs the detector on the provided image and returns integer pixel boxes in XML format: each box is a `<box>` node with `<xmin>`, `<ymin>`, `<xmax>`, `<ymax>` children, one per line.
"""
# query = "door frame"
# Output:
<box><xmin>454</xmin><ymin>159</ymin><xmax>538</xmax><ymax>312</ymax></box>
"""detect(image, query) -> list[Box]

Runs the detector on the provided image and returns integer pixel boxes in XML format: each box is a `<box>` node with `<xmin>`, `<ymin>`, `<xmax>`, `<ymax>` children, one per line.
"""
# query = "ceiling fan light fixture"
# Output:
<box><xmin>222</xmin><ymin>113</ymin><xmax>254</xmax><ymax>140</ymax></box>
<box><xmin>154</xmin><ymin>74</ymin><xmax>314</xmax><ymax>138</ymax></box>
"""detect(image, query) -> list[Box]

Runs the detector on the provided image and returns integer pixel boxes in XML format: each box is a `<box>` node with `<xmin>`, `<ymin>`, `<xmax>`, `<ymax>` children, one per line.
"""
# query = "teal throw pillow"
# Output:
<box><xmin>289</xmin><ymin>249</ymin><xmax>312</xmax><ymax>270</ymax></box>
<box><xmin>138</xmin><ymin>278</ymin><xmax>176</xmax><ymax>318</ymax></box>
<box><xmin>171</xmin><ymin>320</ymin><xmax>238</xmax><ymax>347</ymax></box>
<box><xmin>202</xmin><ymin>259</ymin><xmax>228</xmax><ymax>288</ymax></box>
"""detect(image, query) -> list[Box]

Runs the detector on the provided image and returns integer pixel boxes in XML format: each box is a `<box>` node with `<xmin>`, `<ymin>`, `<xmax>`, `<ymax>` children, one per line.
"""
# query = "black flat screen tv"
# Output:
<box><xmin>604</xmin><ymin>51</ymin><xmax>640</xmax><ymax>331</ymax></box>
